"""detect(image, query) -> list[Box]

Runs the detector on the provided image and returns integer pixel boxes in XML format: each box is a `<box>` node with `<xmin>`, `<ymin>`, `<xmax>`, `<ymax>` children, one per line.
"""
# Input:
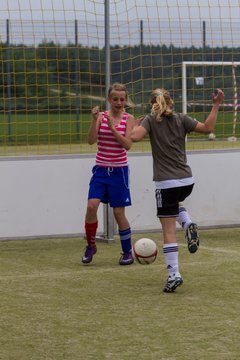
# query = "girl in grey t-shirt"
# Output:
<box><xmin>131</xmin><ymin>87</ymin><xmax>224</xmax><ymax>293</ymax></box>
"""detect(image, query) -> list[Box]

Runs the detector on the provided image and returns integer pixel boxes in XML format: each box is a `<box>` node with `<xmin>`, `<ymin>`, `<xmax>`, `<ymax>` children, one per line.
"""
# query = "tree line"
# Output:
<box><xmin>0</xmin><ymin>40</ymin><xmax>239</xmax><ymax>113</ymax></box>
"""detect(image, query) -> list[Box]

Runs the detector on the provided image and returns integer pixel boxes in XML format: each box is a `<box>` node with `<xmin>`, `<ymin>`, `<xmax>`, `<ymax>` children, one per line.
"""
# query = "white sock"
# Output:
<box><xmin>177</xmin><ymin>206</ymin><xmax>192</xmax><ymax>230</ymax></box>
<box><xmin>163</xmin><ymin>243</ymin><xmax>179</xmax><ymax>279</ymax></box>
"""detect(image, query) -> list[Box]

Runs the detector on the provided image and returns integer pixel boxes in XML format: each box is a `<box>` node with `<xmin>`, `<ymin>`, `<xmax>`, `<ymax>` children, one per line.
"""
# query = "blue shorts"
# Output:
<box><xmin>88</xmin><ymin>165</ymin><xmax>132</xmax><ymax>207</ymax></box>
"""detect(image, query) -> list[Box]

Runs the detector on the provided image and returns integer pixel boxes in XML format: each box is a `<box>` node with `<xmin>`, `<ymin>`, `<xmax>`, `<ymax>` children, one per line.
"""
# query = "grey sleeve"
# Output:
<box><xmin>181</xmin><ymin>114</ymin><xmax>198</xmax><ymax>133</ymax></box>
<box><xmin>141</xmin><ymin>114</ymin><xmax>151</xmax><ymax>133</ymax></box>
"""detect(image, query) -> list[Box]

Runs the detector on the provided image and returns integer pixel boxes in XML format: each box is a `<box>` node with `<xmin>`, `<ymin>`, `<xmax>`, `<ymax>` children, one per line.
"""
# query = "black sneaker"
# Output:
<box><xmin>82</xmin><ymin>245</ymin><xmax>97</xmax><ymax>264</ymax></box>
<box><xmin>163</xmin><ymin>274</ymin><xmax>183</xmax><ymax>293</ymax></box>
<box><xmin>185</xmin><ymin>223</ymin><xmax>199</xmax><ymax>254</ymax></box>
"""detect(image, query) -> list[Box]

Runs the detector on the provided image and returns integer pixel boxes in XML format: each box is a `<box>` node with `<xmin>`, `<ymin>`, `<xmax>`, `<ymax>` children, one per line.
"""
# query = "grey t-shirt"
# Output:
<box><xmin>141</xmin><ymin>113</ymin><xmax>198</xmax><ymax>181</ymax></box>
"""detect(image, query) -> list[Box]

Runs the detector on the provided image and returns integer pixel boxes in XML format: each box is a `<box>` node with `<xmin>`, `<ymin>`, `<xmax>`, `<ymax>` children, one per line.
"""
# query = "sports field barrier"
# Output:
<box><xmin>0</xmin><ymin>149</ymin><xmax>240</xmax><ymax>240</ymax></box>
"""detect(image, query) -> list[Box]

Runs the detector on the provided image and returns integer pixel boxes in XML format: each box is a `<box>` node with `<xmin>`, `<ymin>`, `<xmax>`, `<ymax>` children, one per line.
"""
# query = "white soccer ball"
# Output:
<box><xmin>133</xmin><ymin>238</ymin><xmax>158</xmax><ymax>265</ymax></box>
<box><xmin>208</xmin><ymin>132</ymin><xmax>216</xmax><ymax>140</ymax></box>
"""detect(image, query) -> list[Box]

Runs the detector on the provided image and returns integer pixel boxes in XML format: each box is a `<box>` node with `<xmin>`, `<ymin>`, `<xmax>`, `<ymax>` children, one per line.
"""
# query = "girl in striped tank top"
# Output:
<box><xmin>82</xmin><ymin>83</ymin><xmax>135</xmax><ymax>266</ymax></box>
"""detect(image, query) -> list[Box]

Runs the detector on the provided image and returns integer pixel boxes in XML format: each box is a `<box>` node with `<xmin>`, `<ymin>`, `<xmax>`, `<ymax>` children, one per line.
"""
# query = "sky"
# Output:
<box><xmin>0</xmin><ymin>0</ymin><xmax>240</xmax><ymax>47</ymax></box>
<box><xmin>1</xmin><ymin>0</ymin><xmax>240</xmax><ymax>22</ymax></box>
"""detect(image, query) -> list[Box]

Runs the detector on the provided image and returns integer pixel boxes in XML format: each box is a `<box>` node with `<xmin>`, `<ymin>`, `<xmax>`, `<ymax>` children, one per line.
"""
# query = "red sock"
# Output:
<box><xmin>85</xmin><ymin>221</ymin><xmax>98</xmax><ymax>248</ymax></box>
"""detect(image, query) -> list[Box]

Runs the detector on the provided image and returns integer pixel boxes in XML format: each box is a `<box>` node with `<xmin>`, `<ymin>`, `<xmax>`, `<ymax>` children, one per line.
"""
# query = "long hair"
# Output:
<box><xmin>107</xmin><ymin>82</ymin><xmax>134</xmax><ymax>108</ymax></box>
<box><xmin>150</xmin><ymin>88</ymin><xmax>174</xmax><ymax>122</ymax></box>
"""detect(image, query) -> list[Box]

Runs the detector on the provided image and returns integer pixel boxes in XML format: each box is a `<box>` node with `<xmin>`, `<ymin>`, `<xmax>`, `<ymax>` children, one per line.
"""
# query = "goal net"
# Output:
<box><xmin>0</xmin><ymin>0</ymin><xmax>240</xmax><ymax>156</ymax></box>
<box><xmin>182</xmin><ymin>61</ymin><xmax>240</xmax><ymax>140</ymax></box>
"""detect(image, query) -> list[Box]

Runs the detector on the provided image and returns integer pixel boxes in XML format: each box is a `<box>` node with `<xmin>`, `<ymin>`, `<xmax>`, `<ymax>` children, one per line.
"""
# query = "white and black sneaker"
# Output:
<box><xmin>163</xmin><ymin>273</ymin><xmax>183</xmax><ymax>293</ymax></box>
<box><xmin>186</xmin><ymin>223</ymin><xmax>199</xmax><ymax>254</ymax></box>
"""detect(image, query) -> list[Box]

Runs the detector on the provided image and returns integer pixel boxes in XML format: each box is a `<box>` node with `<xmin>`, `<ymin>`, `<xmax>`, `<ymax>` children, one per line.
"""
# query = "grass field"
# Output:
<box><xmin>0</xmin><ymin>111</ymin><xmax>240</xmax><ymax>157</ymax></box>
<box><xmin>1</xmin><ymin>228</ymin><xmax>240</xmax><ymax>360</ymax></box>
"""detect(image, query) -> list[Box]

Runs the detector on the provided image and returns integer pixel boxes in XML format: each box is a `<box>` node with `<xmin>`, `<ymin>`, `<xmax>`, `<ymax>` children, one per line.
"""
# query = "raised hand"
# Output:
<box><xmin>212</xmin><ymin>88</ymin><xmax>224</xmax><ymax>105</ymax></box>
<box><xmin>91</xmin><ymin>106</ymin><xmax>100</xmax><ymax>121</ymax></box>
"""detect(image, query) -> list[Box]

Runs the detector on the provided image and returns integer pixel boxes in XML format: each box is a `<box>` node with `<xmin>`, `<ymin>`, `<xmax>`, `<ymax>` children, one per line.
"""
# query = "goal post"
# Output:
<box><xmin>182</xmin><ymin>61</ymin><xmax>240</xmax><ymax>113</ymax></box>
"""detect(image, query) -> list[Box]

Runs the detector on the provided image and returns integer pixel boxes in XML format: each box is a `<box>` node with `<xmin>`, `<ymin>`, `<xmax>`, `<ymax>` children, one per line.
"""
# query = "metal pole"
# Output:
<box><xmin>96</xmin><ymin>0</ymin><xmax>115</xmax><ymax>243</ymax></box>
<box><xmin>140</xmin><ymin>19</ymin><xmax>143</xmax><ymax>46</ymax></box>
<box><xmin>6</xmin><ymin>19</ymin><xmax>12</xmax><ymax>142</ymax></box>
<box><xmin>105</xmin><ymin>0</ymin><xmax>110</xmax><ymax>94</ymax></box>
<box><xmin>202</xmin><ymin>20</ymin><xmax>206</xmax><ymax>116</ymax></box>
<box><xmin>75</xmin><ymin>19</ymin><xmax>80</xmax><ymax>140</ymax></box>
<box><xmin>182</xmin><ymin>62</ymin><xmax>187</xmax><ymax>113</ymax></box>
<box><xmin>140</xmin><ymin>20</ymin><xmax>144</xmax><ymax>114</ymax></box>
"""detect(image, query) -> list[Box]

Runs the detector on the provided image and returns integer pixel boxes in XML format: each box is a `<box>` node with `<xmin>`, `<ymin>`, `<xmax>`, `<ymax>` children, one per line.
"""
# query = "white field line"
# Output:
<box><xmin>1</xmin><ymin>244</ymin><xmax>239</xmax><ymax>281</ymax></box>
<box><xmin>179</xmin><ymin>242</ymin><xmax>240</xmax><ymax>255</ymax></box>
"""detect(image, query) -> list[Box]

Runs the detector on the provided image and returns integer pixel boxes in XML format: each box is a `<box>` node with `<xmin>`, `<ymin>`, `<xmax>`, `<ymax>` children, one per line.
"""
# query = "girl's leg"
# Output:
<box><xmin>160</xmin><ymin>217</ymin><xmax>179</xmax><ymax>277</ymax></box>
<box><xmin>85</xmin><ymin>198</ymin><xmax>101</xmax><ymax>247</ymax></box>
<box><xmin>113</xmin><ymin>207</ymin><xmax>133</xmax><ymax>265</ymax></box>
<box><xmin>176</xmin><ymin>205</ymin><xmax>192</xmax><ymax>230</ymax></box>
<box><xmin>82</xmin><ymin>199</ymin><xmax>101</xmax><ymax>264</ymax></box>
<box><xmin>160</xmin><ymin>217</ymin><xmax>183</xmax><ymax>292</ymax></box>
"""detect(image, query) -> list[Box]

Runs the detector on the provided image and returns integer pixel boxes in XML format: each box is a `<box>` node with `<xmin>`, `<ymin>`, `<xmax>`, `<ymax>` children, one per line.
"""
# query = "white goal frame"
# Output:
<box><xmin>182</xmin><ymin>61</ymin><xmax>240</xmax><ymax>113</ymax></box>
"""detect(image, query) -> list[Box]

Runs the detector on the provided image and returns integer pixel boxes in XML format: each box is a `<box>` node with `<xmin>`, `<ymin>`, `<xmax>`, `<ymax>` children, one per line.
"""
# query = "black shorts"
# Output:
<box><xmin>155</xmin><ymin>184</ymin><xmax>194</xmax><ymax>218</ymax></box>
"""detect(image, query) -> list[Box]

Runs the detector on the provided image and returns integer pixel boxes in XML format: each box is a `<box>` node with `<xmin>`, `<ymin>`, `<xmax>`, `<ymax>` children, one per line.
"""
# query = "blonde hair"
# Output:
<box><xmin>150</xmin><ymin>88</ymin><xmax>174</xmax><ymax>122</ymax></box>
<box><xmin>108</xmin><ymin>82</ymin><xmax>134</xmax><ymax>108</ymax></box>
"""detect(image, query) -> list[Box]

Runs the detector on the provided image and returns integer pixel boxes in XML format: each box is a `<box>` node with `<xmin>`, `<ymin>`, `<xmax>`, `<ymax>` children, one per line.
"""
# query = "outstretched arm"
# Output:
<box><xmin>194</xmin><ymin>88</ymin><xmax>224</xmax><ymax>134</ymax></box>
<box><xmin>131</xmin><ymin>116</ymin><xmax>148</xmax><ymax>142</ymax></box>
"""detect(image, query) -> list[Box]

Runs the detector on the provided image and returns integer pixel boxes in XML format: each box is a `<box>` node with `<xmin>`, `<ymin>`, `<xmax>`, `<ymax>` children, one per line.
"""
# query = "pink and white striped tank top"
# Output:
<box><xmin>95</xmin><ymin>111</ymin><xmax>128</xmax><ymax>167</ymax></box>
